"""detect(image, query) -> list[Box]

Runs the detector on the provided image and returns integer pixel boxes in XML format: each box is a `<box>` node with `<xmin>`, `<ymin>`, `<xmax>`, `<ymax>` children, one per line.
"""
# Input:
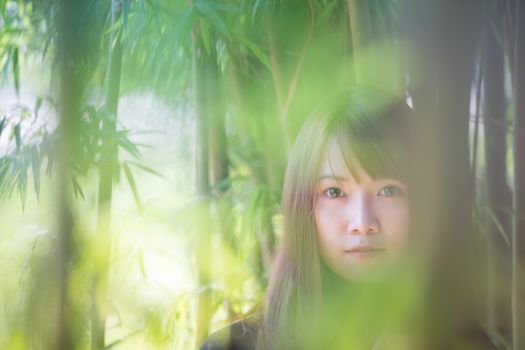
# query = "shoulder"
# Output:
<box><xmin>199</xmin><ymin>317</ymin><xmax>261</xmax><ymax>350</ymax></box>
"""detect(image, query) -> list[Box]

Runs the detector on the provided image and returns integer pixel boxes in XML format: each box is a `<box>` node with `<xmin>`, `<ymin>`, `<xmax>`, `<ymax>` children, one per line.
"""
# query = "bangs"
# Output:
<box><xmin>332</xmin><ymin>115</ymin><xmax>407</xmax><ymax>182</ymax></box>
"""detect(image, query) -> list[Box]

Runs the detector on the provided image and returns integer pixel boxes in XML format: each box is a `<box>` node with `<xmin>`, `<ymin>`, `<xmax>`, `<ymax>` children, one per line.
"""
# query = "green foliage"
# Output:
<box><xmin>0</xmin><ymin>0</ymin><xmax>519</xmax><ymax>349</ymax></box>
<box><xmin>0</xmin><ymin>1</ymin><xmax>34</xmax><ymax>95</ymax></box>
<box><xmin>0</xmin><ymin>99</ymin><xmax>155</xmax><ymax>211</ymax></box>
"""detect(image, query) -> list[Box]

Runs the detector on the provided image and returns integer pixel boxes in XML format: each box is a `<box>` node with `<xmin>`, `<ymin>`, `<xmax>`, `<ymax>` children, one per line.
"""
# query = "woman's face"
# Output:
<box><xmin>314</xmin><ymin>140</ymin><xmax>411</xmax><ymax>281</ymax></box>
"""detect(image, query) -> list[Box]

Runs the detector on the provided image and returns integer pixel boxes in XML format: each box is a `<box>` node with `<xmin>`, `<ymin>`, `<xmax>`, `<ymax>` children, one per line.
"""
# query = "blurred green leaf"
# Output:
<box><xmin>251</xmin><ymin>0</ymin><xmax>264</xmax><ymax>22</ymax></box>
<box><xmin>127</xmin><ymin>160</ymin><xmax>164</xmax><ymax>178</ymax></box>
<box><xmin>12</xmin><ymin>47</ymin><xmax>19</xmax><ymax>97</ymax></box>
<box><xmin>13</xmin><ymin>123</ymin><xmax>21</xmax><ymax>149</ymax></box>
<box><xmin>34</xmin><ymin>97</ymin><xmax>43</xmax><ymax>118</ymax></box>
<box><xmin>199</xmin><ymin>18</ymin><xmax>211</xmax><ymax>55</ymax></box>
<box><xmin>0</xmin><ymin>117</ymin><xmax>6</xmax><ymax>137</ymax></box>
<box><xmin>175</xmin><ymin>7</ymin><xmax>196</xmax><ymax>48</ymax></box>
<box><xmin>123</xmin><ymin>0</ymin><xmax>130</xmax><ymax>27</ymax></box>
<box><xmin>486</xmin><ymin>207</ymin><xmax>511</xmax><ymax>246</ymax></box>
<box><xmin>116</xmin><ymin>131</ymin><xmax>142</xmax><ymax>159</ymax></box>
<box><xmin>30</xmin><ymin>145</ymin><xmax>40</xmax><ymax>200</ymax></box>
<box><xmin>71</xmin><ymin>175</ymin><xmax>85</xmax><ymax>199</ymax></box>
<box><xmin>123</xmin><ymin>162</ymin><xmax>143</xmax><ymax>213</ymax></box>
<box><xmin>195</xmin><ymin>2</ymin><xmax>229</xmax><ymax>40</ymax></box>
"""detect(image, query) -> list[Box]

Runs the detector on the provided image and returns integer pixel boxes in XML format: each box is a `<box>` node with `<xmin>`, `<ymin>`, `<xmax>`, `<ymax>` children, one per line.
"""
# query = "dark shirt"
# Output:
<box><xmin>200</xmin><ymin>318</ymin><xmax>260</xmax><ymax>350</ymax></box>
<box><xmin>199</xmin><ymin>317</ymin><xmax>499</xmax><ymax>350</ymax></box>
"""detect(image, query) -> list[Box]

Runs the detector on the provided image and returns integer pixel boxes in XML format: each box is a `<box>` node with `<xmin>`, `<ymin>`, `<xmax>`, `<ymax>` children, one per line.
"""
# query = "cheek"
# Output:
<box><xmin>315</xmin><ymin>199</ymin><xmax>346</xmax><ymax>235</ymax></box>
<box><xmin>314</xmin><ymin>199</ymin><xmax>345</xmax><ymax>251</ymax></box>
<box><xmin>377</xmin><ymin>200</ymin><xmax>411</xmax><ymax>244</ymax></box>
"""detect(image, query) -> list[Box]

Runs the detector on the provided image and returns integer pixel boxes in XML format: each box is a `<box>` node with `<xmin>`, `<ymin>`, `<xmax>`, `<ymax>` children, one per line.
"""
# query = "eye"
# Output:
<box><xmin>324</xmin><ymin>187</ymin><xmax>345</xmax><ymax>198</ymax></box>
<box><xmin>377</xmin><ymin>185</ymin><xmax>403</xmax><ymax>197</ymax></box>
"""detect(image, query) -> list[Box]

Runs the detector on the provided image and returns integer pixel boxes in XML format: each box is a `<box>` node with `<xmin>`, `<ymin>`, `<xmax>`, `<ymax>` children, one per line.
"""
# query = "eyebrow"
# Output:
<box><xmin>318</xmin><ymin>175</ymin><xmax>350</xmax><ymax>181</ymax></box>
<box><xmin>319</xmin><ymin>175</ymin><xmax>406</xmax><ymax>187</ymax></box>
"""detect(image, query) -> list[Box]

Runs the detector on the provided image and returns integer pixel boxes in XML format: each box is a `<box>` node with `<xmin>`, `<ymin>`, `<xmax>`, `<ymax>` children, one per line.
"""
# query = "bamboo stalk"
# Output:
<box><xmin>193</xmin><ymin>29</ymin><xmax>213</xmax><ymax>346</ymax></box>
<box><xmin>403</xmin><ymin>1</ymin><xmax>482</xmax><ymax>346</ymax></box>
<box><xmin>55</xmin><ymin>1</ymin><xmax>88</xmax><ymax>348</ymax></box>
<box><xmin>91</xmin><ymin>1</ymin><xmax>123</xmax><ymax>349</ymax></box>
<box><xmin>483</xmin><ymin>1</ymin><xmax>513</xmax><ymax>342</ymax></box>
<box><xmin>205</xmin><ymin>32</ymin><xmax>235</xmax><ymax>323</ymax></box>
<box><xmin>471</xmin><ymin>57</ymin><xmax>483</xmax><ymax>178</ymax></box>
<box><xmin>512</xmin><ymin>2</ymin><xmax>525</xmax><ymax>348</ymax></box>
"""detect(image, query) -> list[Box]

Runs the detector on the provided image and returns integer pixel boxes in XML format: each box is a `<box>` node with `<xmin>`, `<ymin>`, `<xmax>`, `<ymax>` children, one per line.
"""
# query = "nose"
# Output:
<box><xmin>346</xmin><ymin>191</ymin><xmax>379</xmax><ymax>235</ymax></box>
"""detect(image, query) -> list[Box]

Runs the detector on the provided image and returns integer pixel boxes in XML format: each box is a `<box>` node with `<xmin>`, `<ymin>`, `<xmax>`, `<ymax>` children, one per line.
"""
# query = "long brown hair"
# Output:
<box><xmin>258</xmin><ymin>88</ymin><xmax>412</xmax><ymax>349</ymax></box>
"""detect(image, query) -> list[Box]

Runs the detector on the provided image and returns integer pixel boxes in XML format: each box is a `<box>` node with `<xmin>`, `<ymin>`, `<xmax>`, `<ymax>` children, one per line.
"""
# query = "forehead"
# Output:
<box><xmin>318</xmin><ymin>139</ymin><xmax>372</xmax><ymax>182</ymax></box>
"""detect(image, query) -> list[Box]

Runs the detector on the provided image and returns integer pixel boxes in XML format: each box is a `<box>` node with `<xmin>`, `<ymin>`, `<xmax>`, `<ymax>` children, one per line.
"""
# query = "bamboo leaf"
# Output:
<box><xmin>103</xmin><ymin>330</ymin><xmax>141</xmax><ymax>350</ymax></box>
<box><xmin>31</xmin><ymin>145</ymin><xmax>40</xmax><ymax>200</ymax></box>
<box><xmin>210</xmin><ymin>176</ymin><xmax>230</xmax><ymax>192</ymax></box>
<box><xmin>46</xmin><ymin>148</ymin><xmax>54</xmax><ymax>177</ymax></box>
<box><xmin>175</xmin><ymin>7</ymin><xmax>196</xmax><ymax>47</ymax></box>
<box><xmin>105</xmin><ymin>13</ymin><xmax>123</xmax><ymax>35</ymax></box>
<box><xmin>111</xmin><ymin>28</ymin><xmax>122</xmax><ymax>51</ymax></box>
<box><xmin>199</xmin><ymin>18</ymin><xmax>211</xmax><ymax>55</ymax></box>
<box><xmin>12</xmin><ymin>47</ymin><xmax>19</xmax><ymax>97</ymax></box>
<box><xmin>13</xmin><ymin>123</ymin><xmax>21</xmax><ymax>149</ymax></box>
<box><xmin>127</xmin><ymin>160</ymin><xmax>164</xmax><ymax>178</ymax></box>
<box><xmin>122</xmin><ymin>0</ymin><xmax>130</xmax><ymax>27</ymax></box>
<box><xmin>0</xmin><ymin>159</ymin><xmax>14</xmax><ymax>199</ymax></box>
<box><xmin>251</xmin><ymin>0</ymin><xmax>263</xmax><ymax>22</ymax></box>
<box><xmin>486</xmin><ymin>207</ymin><xmax>511</xmax><ymax>246</ymax></box>
<box><xmin>71</xmin><ymin>176</ymin><xmax>85</xmax><ymax>199</ymax></box>
<box><xmin>1</xmin><ymin>54</ymin><xmax>9</xmax><ymax>79</ymax></box>
<box><xmin>34</xmin><ymin>97</ymin><xmax>43</xmax><ymax>118</ymax></box>
<box><xmin>17</xmin><ymin>160</ymin><xmax>27</xmax><ymax>209</ymax></box>
<box><xmin>0</xmin><ymin>117</ymin><xmax>6</xmax><ymax>137</ymax></box>
<box><xmin>195</xmin><ymin>2</ymin><xmax>229</xmax><ymax>40</ymax></box>
<box><xmin>123</xmin><ymin>162</ymin><xmax>143</xmax><ymax>213</ymax></box>
<box><xmin>137</xmin><ymin>249</ymin><xmax>147</xmax><ymax>278</ymax></box>
<box><xmin>243</xmin><ymin>40</ymin><xmax>271</xmax><ymax>71</ymax></box>
<box><xmin>117</xmin><ymin>136</ymin><xmax>142</xmax><ymax>159</ymax></box>
<box><xmin>42</xmin><ymin>34</ymin><xmax>52</xmax><ymax>59</ymax></box>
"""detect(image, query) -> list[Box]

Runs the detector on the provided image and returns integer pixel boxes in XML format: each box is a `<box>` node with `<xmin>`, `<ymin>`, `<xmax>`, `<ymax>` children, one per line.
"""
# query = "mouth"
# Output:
<box><xmin>344</xmin><ymin>245</ymin><xmax>386</xmax><ymax>258</ymax></box>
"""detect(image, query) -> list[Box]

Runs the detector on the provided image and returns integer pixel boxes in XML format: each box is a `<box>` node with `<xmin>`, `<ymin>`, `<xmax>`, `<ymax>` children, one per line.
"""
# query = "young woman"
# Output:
<box><xmin>201</xmin><ymin>89</ymin><xmax>496</xmax><ymax>349</ymax></box>
<box><xmin>260</xmin><ymin>89</ymin><xmax>414</xmax><ymax>350</ymax></box>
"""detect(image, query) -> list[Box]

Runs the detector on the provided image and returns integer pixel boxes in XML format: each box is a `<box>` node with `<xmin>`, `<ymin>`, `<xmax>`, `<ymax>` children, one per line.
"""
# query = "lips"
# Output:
<box><xmin>344</xmin><ymin>245</ymin><xmax>385</xmax><ymax>257</ymax></box>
